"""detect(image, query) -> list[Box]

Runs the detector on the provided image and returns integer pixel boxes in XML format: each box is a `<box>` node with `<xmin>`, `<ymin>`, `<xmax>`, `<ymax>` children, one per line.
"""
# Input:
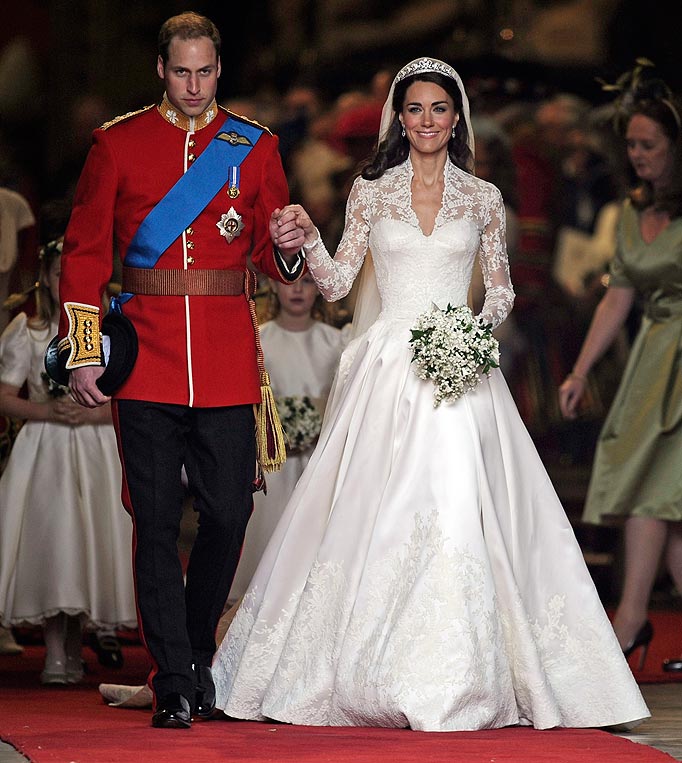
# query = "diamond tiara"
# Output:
<box><xmin>394</xmin><ymin>57</ymin><xmax>457</xmax><ymax>84</ymax></box>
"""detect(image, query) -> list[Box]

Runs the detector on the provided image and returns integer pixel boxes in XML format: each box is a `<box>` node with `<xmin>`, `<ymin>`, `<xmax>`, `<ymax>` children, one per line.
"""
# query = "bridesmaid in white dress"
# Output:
<box><xmin>211</xmin><ymin>58</ymin><xmax>648</xmax><ymax>731</ymax></box>
<box><xmin>228</xmin><ymin>274</ymin><xmax>347</xmax><ymax>602</ymax></box>
<box><xmin>0</xmin><ymin>239</ymin><xmax>137</xmax><ymax>684</ymax></box>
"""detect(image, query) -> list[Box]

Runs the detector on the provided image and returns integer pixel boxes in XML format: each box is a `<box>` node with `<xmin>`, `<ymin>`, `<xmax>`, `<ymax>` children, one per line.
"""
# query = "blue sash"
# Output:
<box><xmin>113</xmin><ymin>115</ymin><xmax>264</xmax><ymax>309</ymax></box>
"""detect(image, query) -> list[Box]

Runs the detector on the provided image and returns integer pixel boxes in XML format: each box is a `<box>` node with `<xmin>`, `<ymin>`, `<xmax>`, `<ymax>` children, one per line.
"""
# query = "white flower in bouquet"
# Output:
<box><xmin>41</xmin><ymin>371</ymin><xmax>69</xmax><ymax>398</ymax></box>
<box><xmin>409</xmin><ymin>303</ymin><xmax>500</xmax><ymax>407</ymax></box>
<box><xmin>275</xmin><ymin>395</ymin><xmax>323</xmax><ymax>453</ymax></box>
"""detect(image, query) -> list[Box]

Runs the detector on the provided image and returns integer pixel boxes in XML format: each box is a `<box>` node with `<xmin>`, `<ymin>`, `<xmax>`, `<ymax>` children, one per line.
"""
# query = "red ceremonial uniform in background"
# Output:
<box><xmin>58</xmin><ymin>96</ymin><xmax>295</xmax><ymax>407</ymax></box>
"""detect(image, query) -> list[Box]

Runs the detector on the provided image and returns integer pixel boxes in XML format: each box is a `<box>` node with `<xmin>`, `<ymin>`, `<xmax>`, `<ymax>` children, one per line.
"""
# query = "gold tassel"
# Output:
<box><xmin>254</xmin><ymin>371</ymin><xmax>287</xmax><ymax>472</ymax></box>
<box><xmin>244</xmin><ymin>266</ymin><xmax>287</xmax><ymax>473</ymax></box>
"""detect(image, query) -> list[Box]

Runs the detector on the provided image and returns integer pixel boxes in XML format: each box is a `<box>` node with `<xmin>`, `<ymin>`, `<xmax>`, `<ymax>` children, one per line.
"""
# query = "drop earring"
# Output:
<box><xmin>401</xmin><ymin>125</ymin><xmax>406</xmax><ymax>138</ymax></box>
<box><xmin>451</xmin><ymin>125</ymin><xmax>456</xmax><ymax>138</ymax></box>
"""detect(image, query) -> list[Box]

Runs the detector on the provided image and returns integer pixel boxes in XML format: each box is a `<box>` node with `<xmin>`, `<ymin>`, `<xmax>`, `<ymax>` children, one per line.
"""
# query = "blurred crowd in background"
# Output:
<box><xmin>0</xmin><ymin>58</ymin><xmax>644</xmax><ymax>466</ymax></box>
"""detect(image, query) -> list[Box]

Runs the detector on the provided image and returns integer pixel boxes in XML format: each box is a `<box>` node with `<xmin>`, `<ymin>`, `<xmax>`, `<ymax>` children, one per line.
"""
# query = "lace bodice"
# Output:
<box><xmin>303</xmin><ymin>158</ymin><xmax>514</xmax><ymax>330</ymax></box>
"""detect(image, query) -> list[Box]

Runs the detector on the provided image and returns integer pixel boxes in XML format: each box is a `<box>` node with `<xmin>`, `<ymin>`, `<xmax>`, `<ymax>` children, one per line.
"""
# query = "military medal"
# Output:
<box><xmin>217</xmin><ymin>206</ymin><xmax>244</xmax><ymax>243</ymax></box>
<box><xmin>227</xmin><ymin>166</ymin><xmax>240</xmax><ymax>198</ymax></box>
<box><xmin>217</xmin><ymin>130</ymin><xmax>253</xmax><ymax>199</ymax></box>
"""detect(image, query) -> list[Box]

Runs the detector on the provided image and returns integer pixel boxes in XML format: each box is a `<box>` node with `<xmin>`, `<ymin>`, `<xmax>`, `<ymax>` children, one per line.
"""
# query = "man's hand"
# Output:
<box><xmin>269</xmin><ymin>206</ymin><xmax>308</xmax><ymax>257</ymax></box>
<box><xmin>69</xmin><ymin>365</ymin><xmax>111</xmax><ymax>408</ymax></box>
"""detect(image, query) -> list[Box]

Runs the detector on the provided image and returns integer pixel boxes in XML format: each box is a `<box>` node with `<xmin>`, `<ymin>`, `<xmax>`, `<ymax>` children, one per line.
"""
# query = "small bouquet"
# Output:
<box><xmin>409</xmin><ymin>304</ymin><xmax>499</xmax><ymax>407</ymax></box>
<box><xmin>41</xmin><ymin>371</ymin><xmax>69</xmax><ymax>398</ymax></box>
<box><xmin>275</xmin><ymin>395</ymin><xmax>323</xmax><ymax>453</ymax></box>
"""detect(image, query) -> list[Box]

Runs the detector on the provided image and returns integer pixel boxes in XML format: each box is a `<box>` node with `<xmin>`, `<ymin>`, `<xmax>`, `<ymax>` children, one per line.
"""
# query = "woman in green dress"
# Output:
<box><xmin>559</xmin><ymin>70</ymin><xmax>682</xmax><ymax>672</ymax></box>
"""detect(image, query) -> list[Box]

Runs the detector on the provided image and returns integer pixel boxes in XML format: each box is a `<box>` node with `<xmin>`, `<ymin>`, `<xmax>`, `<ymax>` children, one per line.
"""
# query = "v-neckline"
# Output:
<box><xmin>407</xmin><ymin>157</ymin><xmax>446</xmax><ymax>238</ymax></box>
<box><xmin>638</xmin><ymin>209</ymin><xmax>673</xmax><ymax>246</ymax></box>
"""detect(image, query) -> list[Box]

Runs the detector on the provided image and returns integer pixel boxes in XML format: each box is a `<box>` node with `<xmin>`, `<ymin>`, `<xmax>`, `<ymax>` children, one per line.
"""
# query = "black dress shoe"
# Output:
<box><xmin>88</xmin><ymin>631</ymin><xmax>124</xmax><ymax>669</ymax></box>
<box><xmin>151</xmin><ymin>693</ymin><xmax>192</xmax><ymax>729</ymax></box>
<box><xmin>194</xmin><ymin>665</ymin><xmax>217</xmax><ymax>719</ymax></box>
<box><xmin>663</xmin><ymin>657</ymin><xmax>682</xmax><ymax>672</ymax></box>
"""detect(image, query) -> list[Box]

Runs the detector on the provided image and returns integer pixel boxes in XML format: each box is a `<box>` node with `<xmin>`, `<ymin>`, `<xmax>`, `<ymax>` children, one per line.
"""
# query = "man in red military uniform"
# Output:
<box><xmin>57</xmin><ymin>12</ymin><xmax>305</xmax><ymax>728</ymax></box>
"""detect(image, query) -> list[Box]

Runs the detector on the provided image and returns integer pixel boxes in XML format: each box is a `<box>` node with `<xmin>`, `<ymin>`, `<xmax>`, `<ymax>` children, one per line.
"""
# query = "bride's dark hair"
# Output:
<box><xmin>360</xmin><ymin>71</ymin><xmax>473</xmax><ymax>181</ymax></box>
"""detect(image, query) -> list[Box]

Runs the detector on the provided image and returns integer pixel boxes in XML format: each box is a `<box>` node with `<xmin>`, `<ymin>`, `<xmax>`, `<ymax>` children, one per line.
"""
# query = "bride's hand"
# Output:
<box><xmin>269</xmin><ymin>207</ymin><xmax>304</xmax><ymax>254</ymax></box>
<box><xmin>274</xmin><ymin>204</ymin><xmax>318</xmax><ymax>246</ymax></box>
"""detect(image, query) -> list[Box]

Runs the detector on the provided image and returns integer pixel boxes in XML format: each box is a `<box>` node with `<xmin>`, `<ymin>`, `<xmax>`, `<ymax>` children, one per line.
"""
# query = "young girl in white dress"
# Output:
<box><xmin>208</xmin><ymin>57</ymin><xmax>649</xmax><ymax>733</ymax></box>
<box><xmin>229</xmin><ymin>274</ymin><xmax>347</xmax><ymax>603</ymax></box>
<box><xmin>0</xmin><ymin>238</ymin><xmax>137</xmax><ymax>684</ymax></box>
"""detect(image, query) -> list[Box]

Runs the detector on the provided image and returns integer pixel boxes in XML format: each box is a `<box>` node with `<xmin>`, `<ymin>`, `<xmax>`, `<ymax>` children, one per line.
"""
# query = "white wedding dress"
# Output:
<box><xmin>228</xmin><ymin>319</ymin><xmax>347</xmax><ymax>603</ymax></box>
<box><xmin>213</xmin><ymin>158</ymin><xmax>648</xmax><ymax>731</ymax></box>
<box><xmin>0</xmin><ymin>314</ymin><xmax>137</xmax><ymax>630</ymax></box>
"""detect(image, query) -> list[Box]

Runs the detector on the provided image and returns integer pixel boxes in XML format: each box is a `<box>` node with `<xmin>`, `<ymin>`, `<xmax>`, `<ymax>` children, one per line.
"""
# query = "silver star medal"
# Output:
<box><xmin>216</xmin><ymin>207</ymin><xmax>244</xmax><ymax>243</ymax></box>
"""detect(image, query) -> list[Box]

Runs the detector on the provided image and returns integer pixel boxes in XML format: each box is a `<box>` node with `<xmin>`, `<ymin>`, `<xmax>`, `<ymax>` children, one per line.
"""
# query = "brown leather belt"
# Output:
<box><xmin>121</xmin><ymin>266</ymin><xmax>244</xmax><ymax>296</ymax></box>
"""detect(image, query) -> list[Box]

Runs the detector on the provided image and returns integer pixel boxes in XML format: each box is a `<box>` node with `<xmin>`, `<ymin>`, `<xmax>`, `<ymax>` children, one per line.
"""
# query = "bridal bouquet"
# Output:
<box><xmin>41</xmin><ymin>371</ymin><xmax>69</xmax><ymax>398</ymax></box>
<box><xmin>275</xmin><ymin>395</ymin><xmax>323</xmax><ymax>453</ymax></box>
<box><xmin>409</xmin><ymin>304</ymin><xmax>499</xmax><ymax>407</ymax></box>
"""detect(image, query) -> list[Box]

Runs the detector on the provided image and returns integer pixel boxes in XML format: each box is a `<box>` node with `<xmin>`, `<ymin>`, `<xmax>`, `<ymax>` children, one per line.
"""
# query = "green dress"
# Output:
<box><xmin>583</xmin><ymin>200</ymin><xmax>682</xmax><ymax>524</ymax></box>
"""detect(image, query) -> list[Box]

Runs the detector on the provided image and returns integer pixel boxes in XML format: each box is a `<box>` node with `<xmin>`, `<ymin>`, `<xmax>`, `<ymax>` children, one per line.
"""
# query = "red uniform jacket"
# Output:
<box><xmin>59</xmin><ymin>101</ymin><xmax>298</xmax><ymax>407</ymax></box>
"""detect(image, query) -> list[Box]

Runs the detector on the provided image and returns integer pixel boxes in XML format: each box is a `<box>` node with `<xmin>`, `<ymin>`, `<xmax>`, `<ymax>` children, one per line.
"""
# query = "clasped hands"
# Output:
<box><xmin>50</xmin><ymin>393</ymin><xmax>108</xmax><ymax>424</ymax></box>
<box><xmin>269</xmin><ymin>204</ymin><xmax>318</xmax><ymax>251</ymax></box>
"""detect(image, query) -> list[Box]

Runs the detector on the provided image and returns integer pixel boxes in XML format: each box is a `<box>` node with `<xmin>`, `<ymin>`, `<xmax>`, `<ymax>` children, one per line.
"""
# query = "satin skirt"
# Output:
<box><xmin>213</xmin><ymin>318</ymin><xmax>648</xmax><ymax>731</ymax></box>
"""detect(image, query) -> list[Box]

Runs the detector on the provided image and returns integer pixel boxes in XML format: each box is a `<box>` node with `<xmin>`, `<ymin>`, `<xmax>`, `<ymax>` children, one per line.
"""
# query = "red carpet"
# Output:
<box><xmin>1</xmin><ymin>631</ymin><xmax>678</xmax><ymax>763</ymax></box>
<box><xmin>0</xmin><ymin>714</ymin><xmax>676</xmax><ymax>763</ymax></box>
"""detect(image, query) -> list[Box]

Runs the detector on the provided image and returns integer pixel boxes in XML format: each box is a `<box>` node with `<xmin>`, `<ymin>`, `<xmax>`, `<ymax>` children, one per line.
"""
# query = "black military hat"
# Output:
<box><xmin>44</xmin><ymin>311</ymin><xmax>138</xmax><ymax>396</ymax></box>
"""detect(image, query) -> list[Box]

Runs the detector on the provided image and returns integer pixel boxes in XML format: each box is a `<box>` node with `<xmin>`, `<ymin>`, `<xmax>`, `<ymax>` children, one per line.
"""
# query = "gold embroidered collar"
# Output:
<box><xmin>158</xmin><ymin>94</ymin><xmax>218</xmax><ymax>132</ymax></box>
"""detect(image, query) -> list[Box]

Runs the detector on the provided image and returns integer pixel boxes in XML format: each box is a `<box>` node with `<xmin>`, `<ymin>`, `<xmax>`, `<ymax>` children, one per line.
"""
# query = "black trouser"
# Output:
<box><xmin>113</xmin><ymin>400</ymin><xmax>255</xmax><ymax>707</ymax></box>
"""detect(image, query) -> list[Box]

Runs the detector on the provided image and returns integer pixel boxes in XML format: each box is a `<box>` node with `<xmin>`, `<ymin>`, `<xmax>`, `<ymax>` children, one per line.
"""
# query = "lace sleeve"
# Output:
<box><xmin>477</xmin><ymin>185</ymin><xmax>515</xmax><ymax>330</ymax></box>
<box><xmin>302</xmin><ymin>177</ymin><xmax>371</xmax><ymax>302</ymax></box>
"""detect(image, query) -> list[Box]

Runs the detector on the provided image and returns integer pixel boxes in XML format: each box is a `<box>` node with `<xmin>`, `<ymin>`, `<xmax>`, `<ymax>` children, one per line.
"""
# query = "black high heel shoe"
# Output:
<box><xmin>622</xmin><ymin>620</ymin><xmax>653</xmax><ymax>670</ymax></box>
<box><xmin>88</xmin><ymin>631</ymin><xmax>124</xmax><ymax>669</ymax></box>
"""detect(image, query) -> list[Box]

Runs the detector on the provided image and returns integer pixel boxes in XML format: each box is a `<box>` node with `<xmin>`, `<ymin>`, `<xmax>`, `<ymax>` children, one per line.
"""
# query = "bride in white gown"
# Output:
<box><xmin>212</xmin><ymin>57</ymin><xmax>648</xmax><ymax>732</ymax></box>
